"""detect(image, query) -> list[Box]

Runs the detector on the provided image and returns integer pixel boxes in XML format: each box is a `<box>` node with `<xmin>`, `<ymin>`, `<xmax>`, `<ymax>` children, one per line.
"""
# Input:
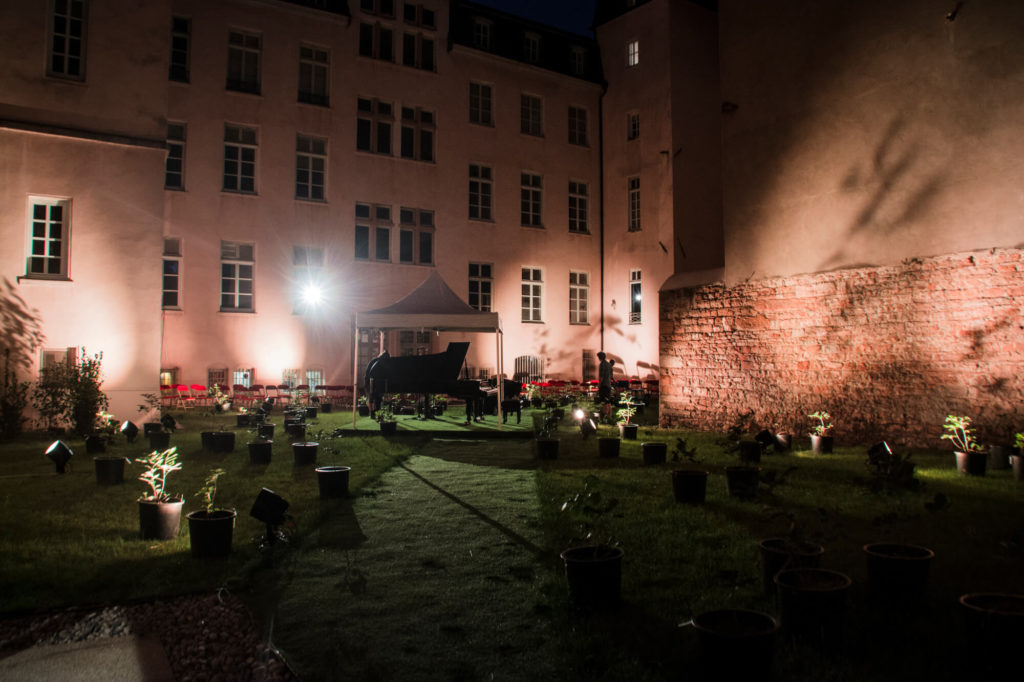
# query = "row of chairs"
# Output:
<box><xmin>159</xmin><ymin>383</ymin><xmax>355</xmax><ymax>409</ymax></box>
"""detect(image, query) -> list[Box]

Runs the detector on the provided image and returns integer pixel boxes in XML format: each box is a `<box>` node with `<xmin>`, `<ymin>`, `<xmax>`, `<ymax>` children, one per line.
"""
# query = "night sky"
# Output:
<box><xmin>473</xmin><ymin>0</ymin><xmax>598</xmax><ymax>37</ymax></box>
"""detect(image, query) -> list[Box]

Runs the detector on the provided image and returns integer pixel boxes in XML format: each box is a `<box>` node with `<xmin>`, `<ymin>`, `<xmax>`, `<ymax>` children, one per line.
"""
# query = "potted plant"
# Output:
<box><xmin>670</xmin><ymin>437</ymin><xmax>709</xmax><ymax>504</ymax></box>
<box><xmin>376</xmin><ymin>402</ymin><xmax>398</xmax><ymax>435</ymax></box>
<box><xmin>312</xmin><ymin>431</ymin><xmax>351</xmax><ymax>500</ymax></box>
<box><xmin>942</xmin><ymin>414</ymin><xmax>986</xmax><ymax>476</ymax></box>
<box><xmin>91</xmin><ymin>411</ymin><xmax>129</xmax><ymax>485</ymax></box>
<box><xmin>1012</xmin><ymin>433</ymin><xmax>1024</xmax><ymax>482</ymax></box>
<box><xmin>135</xmin><ymin>447</ymin><xmax>184</xmax><ymax>540</ymax></box>
<box><xmin>863</xmin><ymin>542</ymin><xmax>935</xmax><ymax>604</ymax></box>
<box><xmin>720</xmin><ymin>412</ymin><xmax>760</xmax><ymax>499</ymax></box>
<box><xmin>689</xmin><ymin>609</ymin><xmax>779</xmax><ymax>678</ymax></box>
<box><xmin>247</xmin><ymin>426</ymin><xmax>273</xmax><ymax>465</ymax></box>
<box><xmin>357</xmin><ymin>395</ymin><xmax>370</xmax><ymax>417</ymax></box>
<box><xmin>616</xmin><ymin>392</ymin><xmax>638</xmax><ymax>440</ymax></box>
<box><xmin>866</xmin><ymin>441</ymin><xmax>918</xmax><ymax>492</ymax></box>
<box><xmin>187</xmin><ymin>468</ymin><xmax>236</xmax><ymax>557</ymax></box>
<box><xmin>808</xmin><ymin>411</ymin><xmax>834</xmax><ymax>454</ymax></box>
<box><xmin>535</xmin><ymin>409</ymin><xmax>560</xmax><ymax>459</ymax></box>
<box><xmin>524</xmin><ymin>383</ymin><xmax>543</xmax><ymax>408</ymax></box>
<box><xmin>558</xmin><ymin>481</ymin><xmax>623</xmax><ymax>611</ymax></box>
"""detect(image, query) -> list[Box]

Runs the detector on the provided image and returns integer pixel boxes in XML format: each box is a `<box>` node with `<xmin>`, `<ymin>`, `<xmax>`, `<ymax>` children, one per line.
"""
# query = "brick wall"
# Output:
<box><xmin>659</xmin><ymin>249</ymin><xmax>1024</xmax><ymax>447</ymax></box>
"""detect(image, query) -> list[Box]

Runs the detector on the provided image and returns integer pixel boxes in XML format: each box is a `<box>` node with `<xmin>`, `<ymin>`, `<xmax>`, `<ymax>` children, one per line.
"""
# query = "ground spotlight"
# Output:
<box><xmin>120</xmin><ymin>420</ymin><xmax>140</xmax><ymax>443</ymax></box>
<box><xmin>250</xmin><ymin>487</ymin><xmax>290</xmax><ymax>545</ymax></box>
<box><xmin>45</xmin><ymin>441</ymin><xmax>74</xmax><ymax>473</ymax></box>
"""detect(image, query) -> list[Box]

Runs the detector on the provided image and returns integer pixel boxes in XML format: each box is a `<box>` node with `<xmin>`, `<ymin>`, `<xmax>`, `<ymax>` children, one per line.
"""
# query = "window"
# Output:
<box><xmin>404</xmin><ymin>3</ymin><xmax>435</xmax><ymax>28</ymax></box>
<box><xmin>569</xmin><ymin>271</ymin><xmax>589</xmax><ymax>325</ymax></box>
<box><xmin>165</xmin><ymin>123</ymin><xmax>186</xmax><ymax>190</ymax></box>
<box><xmin>472</xmin><ymin>18</ymin><xmax>492</xmax><ymax>50</ymax></box>
<box><xmin>361</xmin><ymin>0</ymin><xmax>394</xmax><ymax>17</ymax></box>
<box><xmin>355</xmin><ymin>203</ymin><xmax>391</xmax><ymax>261</ymax></box>
<box><xmin>630</xmin><ymin>269</ymin><xmax>642</xmax><ymax>324</ymax></box>
<box><xmin>520</xmin><ymin>94</ymin><xmax>542</xmax><ymax>136</ymax></box>
<box><xmin>398</xmin><ymin>331</ymin><xmax>431</xmax><ymax>356</ymax></box>
<box><xmin>298</xmin><ymin>44</ymin><xmax>329</xmax><ymax>106</ymax></box>
<box><xmin>41</xmin><ymin>348</ymin><xmax>76</xmax><ymax>375</ymax></box>
<box><xmin>162</xmin><ymin>238</ymin><xmax>181</xmax><ymax>309</ymax></box>
<box><xmin>402</xmin><ymin>33</ymin><xmax>434</xmax><ymax>71</ymax></box>
<box><xmin>282</xmin><ymin>368</ymin><xmax>299</xmax><ymax>388</ymax></box>
<box><xmin>469</xmin><ymin>82</ymin><xmax>492</xmax><ymax>125</ymax></box>
<box><xmin>468</xmin><ymin>263</ymin><xmax>492</xmax><ymax>311</ymax></box>
<box><xmin>159</xmin><ymin>368</ymin><xmax>178</xmax><ymax>387</ymax></box>
<box><xmin>628</xmin><ymin>176</ymin><xmax>641</xmax><ymax>231</ymax></box>
<box><xmin>293</xmin><ymin>245</ymin><xmax>324</xmax><ymax>312</ymax></box>
<box><xmin>520</xmin><ymin>173</ymin><xmax>542</xmax><ymax>228</ymax></box>
<box><xmin>305</xmin><ymin>369</ymin><xmax>324</xmax><ymax>389</ymax></box>
<box><xmin>523</xmin><ymin>32</ymin><xmax>540</xmax><ymax>63</ymax></box>
<box><xmin>469</xmin><ymin>164</ymin><xmax>492</xmax><ymax>221</ymax></box>
<box><xmin>521</xmin><ymin>267</ymin><xmax>542</xmax><ymax>323</ymax></box>
<box><xmin>26</xmin><ymin>197</ymin><xmax>70</xmax><ymax>279</ymax></box>
<box><xmin>627</xmin><ymin>39</ymin><xmax>639</xmax><ymax>67</ymax></box>
<box><xmin>220</xmin><ymin>241</ymin><xmax>254</xmax><ymax>312</ymax></box>
<box><xmin>296</xmin><ymin>135</ymin><xmax>326</xmax><ymax>201</ymax></box>
<box><xmin>233</xmin><ymin>368</ymin><xmax>254</xmax><ymax>388</ymax></box>
<box><xmin>359</xmin><ymin>23</ymin><xmax>394</xmax><ymax>61</ymax></box>
<box><xmin>356</xmin><ymin>98</ymin><xmax>393</xmax><ymax>154</ymax></box>
<box><xmin>223</xmin><ymin>125</ymin><xmax>257</xmax><ymax>194</ymax></box>
<box><xmin>398</xmin><ymin>208</ymin><xmax>433</xmax><ymax>265</ymax></box>
<box><xmin>571</xmin><ymin>46</ymin><xmax>586</xmax><ymax>76</ymax></box>
<box><xmin>227</xmin><ymin>30</ymin><xmax>261</xmax><ymax>94</ymax></box>
<box><xmin>207</xmin><ymin>368</ymin><xmax>228</xmax><ymax>391</ymax></box>
<box><xmin>169</xmin><ymin>16</ymin><xmax>190</xmax><ymax>82</ymax></box>
<box><xmin>568</xmin><ymin>106</ymin><xmax>588</xmax><ymax>146</ymax></box>
<box><xmin>569</xmin><ymin>181</ymin><xmax>588</xmax><ymax>234</ymax></box>
<box><xmin>627</xmin><ymin>111</ymin><xmax>640</xmax><ymax>140</ymax></box>
<box><xmin>48</xmin><ymin>0</ymin><xmax>85</xmax><ymax>79</ymax></box>
<box><xmin>400</xmin><ymin>107</ymin><xmax>434</xmax><ymax>162</ymax></box>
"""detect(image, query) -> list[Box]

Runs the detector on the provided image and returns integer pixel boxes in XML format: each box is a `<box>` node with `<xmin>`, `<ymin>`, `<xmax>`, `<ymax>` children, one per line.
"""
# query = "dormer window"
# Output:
<box><xmin>524</xmin><ymin>32</ymin><xmax>540</xmax><ymax>63</ymax></box>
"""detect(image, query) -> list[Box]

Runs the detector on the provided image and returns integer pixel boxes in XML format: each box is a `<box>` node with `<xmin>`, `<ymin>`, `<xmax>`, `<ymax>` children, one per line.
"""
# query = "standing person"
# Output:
<box><xmin>597</xmin><ymin>351</ymin><xmax>612</xmax><ymax>403</ymax></box>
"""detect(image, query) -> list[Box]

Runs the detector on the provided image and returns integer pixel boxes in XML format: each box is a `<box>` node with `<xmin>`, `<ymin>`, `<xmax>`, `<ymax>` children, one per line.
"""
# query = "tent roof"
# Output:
<box><xmin>355</xmin><ymin>271</ymin><xmax>501</xmax><ymax>332</ymax></box>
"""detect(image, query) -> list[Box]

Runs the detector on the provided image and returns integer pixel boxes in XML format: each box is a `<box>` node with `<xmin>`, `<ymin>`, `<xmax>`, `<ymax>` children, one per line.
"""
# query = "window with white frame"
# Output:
<box><xmin>223</xmin><ymin>124</ymin><xmax>257</xmax><ymax>193</ymax></box>
<box><xmin>523</xmin><ymin>32</ymin><xmax>540</xmax><ymax>63</ymax></box>
<box><xmin>568</xmin><ymin>106</ymin><xmax>588</xmax><ymax>146</ymax></box>
<box><xmin>305</xmin><ymin>369</ymin><xmax>324</xmax><ymax>389</ymax></box>
<box><xmin>630</xmin><ymin>269</ymin><xmax>642</xmax><ymax>324</ymax></box>
<box><xmin>41</xmin><ymin>347</ymin><xmax>76</xmax><ymax>375</ymax></box>
<box><xmin>569</xmin><ymin>271</ymin><xmax>589</xmax><ymax>325</ymax></box>
<box><xmin>468</xmin><ymin>263</ymin><xmax>492</xmax><ymax>311</ymax></box>
<box><xmin>25</xmin><ymin>197</ymin><xmax>70</xmax><ymax>279</ymax></box>
<box><xmin>628</xmin><ymin>176</ymin><xmax>641</xmax><ymax>231</ymax></box>
<box><xmin>571</xmin><ymin>46</ymin><xmax>586</xmax><ymax>76</ymax></box>
<box><xmin>48</xmin><ymin>0</ymin><xmax>85</xmax><ymax>79</ymax></box>
<box><xmin>400</xmin><ymin>107</ymin><xmax>434</xmax><ymax>162</ymax></box>
<box><xmin>403</xmin><ymin>3</ymin><xmax>435</xmax><ymax>28</ymax></box>
<box><xmin>282</xmin><ymin>368</ymin><xmax>300</xmax><ymax>388</ymax></box>
<box><xmin>165</xmin><ymin>122</ymin><xmax>186</xmax><ymax>190</ymax></box>
<box><xmin>469</xmin><ymin>82</ymin><xmax>492</xmax><ymax>125</ymax></box>
<box><xmin>398</xmin><ymin>208</ymin><xmax>433</xmax><ymax>265</ymax></box>
<box><xmin>472</xmin><ymin>18</ymin><xmax>492</xmax><ymax>50</ymax></box>
<box><xmin>627</xmin><ymin>39</ymin><xmax>639</xmax><ymax>67</ymax></box>
<box><xmin>356</xmin><ymin>98</ymin><xmax>393</xmax><ymax>154</ymax></box>
<box><xmin>298</xmin><ymin>44</ymin><xmax>329</xmax><ymax>106</ymax></box>
<box><xmin>520</xmin><ymin>172</ymin><xmax>542</xmax><ymax>227</ymax></box>
<box><xmin>169</xmin><ymin>16</ymin><xmax>190</xmax><ymax>82</ymax></box>
<box><xmin>627</xmin><ymin>111</ymin><xmax>640</xmax><ymax>140</ymax></box>
<box><xmin>233</xmin><ymin>368</ymin><xmax>254</xmax><ymax>387</ymax></box>
<box><xmin>402</xmin><ymin>32</ymin><xmax>434</xmax><ymax>71</ymax></box>
<box><xmin>162</xmin><ymin>237</ymin><xmax>181</xmax><ymax>309</ymax></box>
<box><xmin>568</xmin><ymin>181</ymin><xmax>588</xmax><ymax>234</ymax></box>
<box><xmin>520</xmin><ymin>94</ymin><xmax>543</xmax><ymax>136</ymax></box>
<box><xmin>296</xmin><ymin>134</ymin><xmax>326</xmax><ymax>201</ymax></box>
<box><xmin>220</xmin><ymin>241</ymin><xmax>254</xmax><ymax>312</ymax></box>
<box><xmin>469</xmin><ymin>164</ymin><xmax>492</xmax><ymax>220</ymax></box>
<box><xmin>521</xmin><ymin>267</ymin><xmax>543</xmax><ymax>323</ymax></box>
<box><xmin>227</xmin><ymin>30</ymin><xmax>261</xmax><ymax>94</ymax></box>
<box><xmin>359</xmin><ymin>22</ymin><xmax>394</xmax><ymax>61</ymax></box>
<box><xmin>293</xmin><ymin>245</ymin><xmax>325</xmax><ymax>312</ymax></box>
<box><xmin>354</xmin><ymin>203</ymin><xmax>391</xmax><ymax>261</ymax></box>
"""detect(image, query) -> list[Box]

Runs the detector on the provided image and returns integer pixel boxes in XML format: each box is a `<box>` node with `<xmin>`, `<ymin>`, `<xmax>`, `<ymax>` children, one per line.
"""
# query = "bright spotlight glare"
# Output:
<box><xmin>574</xmin><ymin>408</ymin><xmax>585</xmax><ymax>420</ymax></box>
<box><xmin>301</xmin><ymin>284</ymin><xmax>324</xmax><ymax>307</ymax></box>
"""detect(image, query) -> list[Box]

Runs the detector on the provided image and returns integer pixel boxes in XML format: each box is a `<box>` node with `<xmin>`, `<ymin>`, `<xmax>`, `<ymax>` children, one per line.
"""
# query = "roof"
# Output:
<box><xmin>355</xmin><ymin>271</ymin><xmax>502</xmax><ymax>332</ymax></box>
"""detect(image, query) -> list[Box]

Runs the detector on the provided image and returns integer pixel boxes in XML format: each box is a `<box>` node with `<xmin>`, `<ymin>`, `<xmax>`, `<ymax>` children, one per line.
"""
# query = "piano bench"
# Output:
<box><xmin>501</xmin><ymin>399</ymin><xmax>522</xmax><ymax>424</ymax></box>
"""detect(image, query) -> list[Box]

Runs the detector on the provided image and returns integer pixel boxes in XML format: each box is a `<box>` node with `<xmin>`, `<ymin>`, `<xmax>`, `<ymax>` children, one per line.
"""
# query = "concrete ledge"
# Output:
<box><xmin>0</xmin><ymin>635</ymin><xmax>173</xmax><ymax>682</ymax></box>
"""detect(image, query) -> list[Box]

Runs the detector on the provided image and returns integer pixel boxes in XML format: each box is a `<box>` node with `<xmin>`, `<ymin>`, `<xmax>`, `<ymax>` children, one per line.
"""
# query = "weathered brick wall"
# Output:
<box><xmin>659</xmin><ymin>249</ymin><xmax>1024</xmax><ymax>447</ymax></box>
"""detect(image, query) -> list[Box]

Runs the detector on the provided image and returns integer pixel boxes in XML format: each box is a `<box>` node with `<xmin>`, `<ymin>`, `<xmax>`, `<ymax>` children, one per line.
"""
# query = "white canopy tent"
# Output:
<box><xmin>351</xmin><ymin>271</ymin><xmax>504</xmax><ymax>427</ymax></box>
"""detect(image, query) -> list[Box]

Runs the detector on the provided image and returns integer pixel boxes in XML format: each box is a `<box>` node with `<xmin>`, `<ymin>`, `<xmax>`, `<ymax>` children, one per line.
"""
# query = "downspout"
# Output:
<box><xmin>598</xmin><ymin>81</ymin><xmax>607</xmax><ymax>350</ymax></box>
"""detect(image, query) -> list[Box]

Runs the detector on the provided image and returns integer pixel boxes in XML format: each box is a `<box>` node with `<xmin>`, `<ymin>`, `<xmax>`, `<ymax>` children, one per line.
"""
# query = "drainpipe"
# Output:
<box><xmin>598</xmin><ymin>82</ymin><xmax>607</xmax><ymax>350</ymax></box>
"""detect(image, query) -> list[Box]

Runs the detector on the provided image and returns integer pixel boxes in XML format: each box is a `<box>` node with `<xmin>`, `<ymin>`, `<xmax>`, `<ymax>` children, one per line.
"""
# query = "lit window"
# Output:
<box><xmin>220</xmin><ymin>241</ymin><xmax>254</xmax><ymax>312</ymax></box>
<box><xmin>223</xmin><ymin>124</ymin><xmax>257</xmax><ymax>194</ymax></box>
<box><xmin>298</xmin><ymin>44</ymin><xmax>329</xmax><ymax>106</ymax></box>
<box><xmin>521</xmin><ymin>267</ymin><xmax>543</xmax><ymax>323</ymax></box>
<box><xmin>48</xmin><ymin>0</ymin><xmax>86</xmax><ymax>80</ymax></box>
<box><xmin>25</xmin><ymin>197</ymin><xmax>71</xmax><ymax>279</ymax></box>
<box><xmin>630</xmin><ymin>269</ymin><xmax>642</xmax><ymax>324</ymax></box>
<box><xmin>627</xmin><ymin>40</ymin><xmax>639</xmax><ymax>67</ymax></box>
<box><xmin>570</xmin><ymin>271</ymin><xmax>589</xmax><ymax>325</ymax></box>
<box><xmin>628</xmin><ymin>176</ymin><xmax>641</xmax><ymax>232</ymax></box>
<box><xmin>296</xmin><ymin>134</ymin><xmax>327</xmax><ymax>201</ymax></box>
<box><xmin>227</xmin><ymin>30</ymin><xmax>261</xmax><ymax>94</ymax></box>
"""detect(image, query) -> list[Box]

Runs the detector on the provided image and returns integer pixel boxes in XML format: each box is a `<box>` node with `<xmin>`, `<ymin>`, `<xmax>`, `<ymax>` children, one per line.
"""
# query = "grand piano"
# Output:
<box><xmin>363</xmin><ymin>342</ymin><xmax>520</xmax><ymax>421</ymax></box>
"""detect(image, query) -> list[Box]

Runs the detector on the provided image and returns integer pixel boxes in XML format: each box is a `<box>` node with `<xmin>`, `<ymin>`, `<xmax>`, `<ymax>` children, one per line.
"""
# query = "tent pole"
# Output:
<box><xmin>352</xmin><ymin>324</ymin><xmax>359</xmax><ymax>429</ymax></box>
<box><xmin>496</xmin><ymin>329</ymin><xmax>503</xmax><ymax>431</ymax></box>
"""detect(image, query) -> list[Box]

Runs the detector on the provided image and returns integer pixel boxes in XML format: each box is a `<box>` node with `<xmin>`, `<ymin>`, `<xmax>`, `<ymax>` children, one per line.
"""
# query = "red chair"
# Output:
<box><xmin>190</xmin><ymin>384</ymin><xmax>211</xmax><ymax>407</ymax></box>
<box><xmin>276</xmin><ymin>384</ymin><xmax>292</xmax><ymax>405</ymax></box>
<box><xmin>175</xmin><ymin>384</ymin><xmax>195</xmax><ymax>409</ymax></box>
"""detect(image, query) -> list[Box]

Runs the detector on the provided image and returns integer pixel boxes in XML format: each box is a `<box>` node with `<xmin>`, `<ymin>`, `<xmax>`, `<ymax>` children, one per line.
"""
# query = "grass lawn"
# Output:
<box><xmin>1</xmin><ymin>404</ymin><xmax>1021</xmax><ymax>681</ymax></box>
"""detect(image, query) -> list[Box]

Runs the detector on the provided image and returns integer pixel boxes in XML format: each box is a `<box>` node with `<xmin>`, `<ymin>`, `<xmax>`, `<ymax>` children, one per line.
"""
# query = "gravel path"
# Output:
<box><xmin>0</xmin><ymin>591</ymin><xmax>297</xmax><ymax>681</ymax></box>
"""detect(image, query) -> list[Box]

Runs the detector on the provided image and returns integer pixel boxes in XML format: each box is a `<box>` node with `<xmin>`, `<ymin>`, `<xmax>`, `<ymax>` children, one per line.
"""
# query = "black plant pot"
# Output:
<box><xmin>236</xmin><ymin>414</ymin><xmax>252</xmax><ymax>427</ymax></box>
<box><xmin>810</xmin><ymin>435</ymin><xmax>834</xmax><ymax>454</ymax></box>
<box><xmin>536</xmin><ymin>438</ymin><xmax>559</xmax><ymax>460</ymax></box>
<box><xmin>863</xmin><ymin>542</ymin><xmax>934</xmax><ymax>604</ymax></box>
<box><xmin>725</xmin><ymin>465</ymin><xmax>760</xmax><ymax>499</ymax></box>
<box><xmin>692</xmin><ymin>609</ymin><xmax>779</xmax><ymax>679</ymax></box>
<box><xmin>316</xmin><ymin>466</ymin><xmax>351</xmax><ymax>499</ymax></box>
<box><xmin>85</xmin><ymin>435</ymin><xmax>106</xmax><ymax>454</ymax></box>
<box><xmin>774</xmin><ymin>568</ymin><xmax>852</xmax><ymax>650</ymax></box>
<box><xmin>143</xmin><ymin>422</ymin><xmax>163</xmax><ymax>436</ymax></box>
<box><xmin>618</xmin><ymin>423</ymin><xmax>638</xmax><ymax>440</ymax></box>
<box><xmin>320</xmin><ymin>403</ymin><xmax>333</xmax><ymax>413</ymax></box>
<box><xmin>208</xmin><ymin>431</ymin><xmax>235</xmax><ymax>453</ymax></box>
<box><xmin>955</xmin><ymin>450</ymin><xmax>987</xmax><ymax>476</ymax></box>
<box><xmin>305</xmin><ymin>406</ymin><xmax>318</xmax><ymax>419</ymax></box>
<box><xmin>358</xmin><ymin>405</ymin><xmax>370</xmax><ymax>417</ymax></box>
<box><xmin>739</xmin><ymin>440</ymin><xmax>762</xmax><ymax>463</ymax></box>
<box><xmin>138</xmin><ymin>498</ymin><xmax>184</xmax><ymax>540</ymax></box>
<box><xmin>1012</xmin><ymin>455</ymin><xmax>1024</xmax><ymax>482</ymax></box>
<box><xmin>258</xmin><ymin>423</ymin><xmax>275</xmax><ymax>440</ymax></box>
<box><xmin>597</xmin><ymin>437</ymin><xmax>620</xmax><ymax>458</ymax></box>
<box><xmin>379</xmin><ymin>421</ymin><xmax>398</xmax><ymax>435</ymax></box>
<box><xmin>988</xmin><ymin>445</ymin><xmax>1010</xmax><ymax>470</ymax></box>
<box><xmin>187</xmin><ymin>509</ymin><xmax>236</xmax><ymax>558</ymax></box>
<box><xmin>959</xmin><ymin>592</ymin><xmax>1024</xmax><ymax>680</ymax></box>
<box><xmin>759</xmin><ymin>537</ymin><xmax>825</xmax><ymax>595</ymax></box>
<box><xmin>641</xmin><ymin>442</ymin><xmax>667</xmax><ymax>465</ymax></box>
<box><xmin>292</xmin><ymin>442</ymin><xmax>319</xmax><ymax>467</ymax></box>
<box><xmin>248</xmin><ymin>441</ymin><xmax>273</xmax><ymax>465</ymax></box>
<box><xmin>561</xmin><ymin>545</ymin><xmax>624</xmax><ymax>612</ymax></box>
<box><xmin>148</xmin><ymin>431</ymin><xmax>171</xmax><ymax>451</ymax></box>
<box><xmin>93</xmin><ymin>456</ymin><xmax>127</xmax><ymax>485</ymax></box>
<box><xmin>287</xmin><ymin>423</ymin><xmax>306</xmax><ymax>441</ymax></box>
<box><xmin>671</xmin><ymin>470</ymin><xmax>708</xmax><ymax>504</ymax></box>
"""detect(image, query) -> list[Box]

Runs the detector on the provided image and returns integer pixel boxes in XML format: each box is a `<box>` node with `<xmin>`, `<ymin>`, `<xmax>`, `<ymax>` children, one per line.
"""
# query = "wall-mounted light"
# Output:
<box><xmin>45</xmin><ymin>441</ymin><xmax>74</xmax><ymax>473</ymax></box>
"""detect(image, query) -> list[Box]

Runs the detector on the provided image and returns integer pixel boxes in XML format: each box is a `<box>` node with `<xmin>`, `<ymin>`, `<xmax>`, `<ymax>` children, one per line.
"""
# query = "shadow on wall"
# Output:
<box><xmin>0</xmin><ymin>278</ymin><xmax>46</xmax><ymax>371</ymax></box>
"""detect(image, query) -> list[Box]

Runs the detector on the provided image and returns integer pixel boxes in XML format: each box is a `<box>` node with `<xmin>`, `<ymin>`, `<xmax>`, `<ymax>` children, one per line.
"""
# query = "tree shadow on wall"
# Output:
<box><xmin>0</xmin><ymin>278</ymin><xmax>46</xmax><ymax>370</ymax></box>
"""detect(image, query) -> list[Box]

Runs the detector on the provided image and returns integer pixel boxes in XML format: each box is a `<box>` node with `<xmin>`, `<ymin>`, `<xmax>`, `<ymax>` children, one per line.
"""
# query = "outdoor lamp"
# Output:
<box><xmin>120</xmin><ymin>420</ymin><xmax>140</xmax><ymax>443</ymax></box>
<box><xmin>251</xmin><ymin>487</ymin><xmax>290</xmax><ymax>545</ymax></box>
<box><xmin>45</xmin><ymin>440</ymin><xmax>74</xmax><ymax>474</ymax></box>
<box><xmin>300</xmin><ymin>283</ymin><xmax>324</xmax><ymax>307</ymax></box>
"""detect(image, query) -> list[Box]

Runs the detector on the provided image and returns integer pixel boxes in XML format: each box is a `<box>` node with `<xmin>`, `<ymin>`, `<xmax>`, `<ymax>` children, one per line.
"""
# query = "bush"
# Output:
<box><xmin>32</xmin><ymin>348</ymin><xmax>109</xmax><ymax>435</ymax></box>
<box><xmin>0</xmin><ymin>348</ymin><xmax>31</xmax><ymax>439</ymax></box>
